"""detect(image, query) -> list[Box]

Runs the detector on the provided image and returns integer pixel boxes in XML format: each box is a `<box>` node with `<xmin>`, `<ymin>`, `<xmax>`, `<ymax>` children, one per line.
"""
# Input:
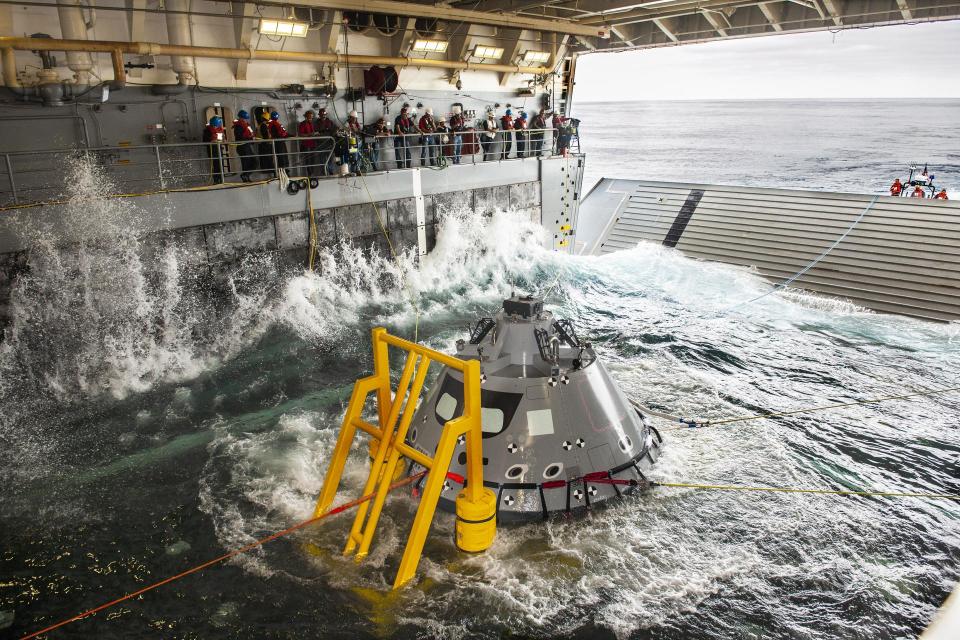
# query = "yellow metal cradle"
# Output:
<box><xmin>313</xmin><ymin>327</ymin><xmax>496</xmax><ymax>589</ymax></box>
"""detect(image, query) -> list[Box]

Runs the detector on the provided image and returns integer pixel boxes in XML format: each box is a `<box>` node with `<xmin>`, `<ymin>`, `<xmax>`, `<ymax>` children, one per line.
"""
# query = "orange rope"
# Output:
<box><xmin>21</xmin><ymin>470</ymin><xmax>427</xmax><ymax>640</ymax></box>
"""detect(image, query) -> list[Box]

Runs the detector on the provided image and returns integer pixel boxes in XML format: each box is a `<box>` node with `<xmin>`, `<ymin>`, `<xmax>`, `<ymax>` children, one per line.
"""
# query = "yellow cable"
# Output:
<box><xmin>356</xmin><ymin>171</ymin><xmax>421</xmax><ymax>343</ymax></box>
<box><xmin>652</xmin><ymin>481</ymin><xmax>959</xmax><ymax>501</ymax></box>
<box><xmin>306</xmin><ymin>184</ymin><xmax>318</xmax><ymax>272</ymax></box>
<box><xmin>663</xmin><ymin>384</ymin><xmax>960</xmax><ymax>432</ymax></box>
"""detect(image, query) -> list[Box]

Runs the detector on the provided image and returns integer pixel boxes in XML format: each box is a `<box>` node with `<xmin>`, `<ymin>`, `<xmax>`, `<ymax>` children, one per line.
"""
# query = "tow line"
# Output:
<box><xmin>20</xmin><ymin>471</ymin><xmax>427</xmax><ymax>640</ymax></box>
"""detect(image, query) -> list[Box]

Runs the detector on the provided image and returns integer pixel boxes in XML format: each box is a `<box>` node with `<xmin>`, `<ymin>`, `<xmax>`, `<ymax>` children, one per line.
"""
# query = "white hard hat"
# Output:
<box><xmin>452</xmin><ymin>105</ymin><xmax>462</xmax><ymax>114</ymax></box>
<box><xmin>426</xmin><ymin>107</ymin><xmax>433</xmax><ymax>115</ymax></box>
<box><xmin>349</xmin><ymin>109</ymin><xmax>358</xmax><ymax>118</ymax></box>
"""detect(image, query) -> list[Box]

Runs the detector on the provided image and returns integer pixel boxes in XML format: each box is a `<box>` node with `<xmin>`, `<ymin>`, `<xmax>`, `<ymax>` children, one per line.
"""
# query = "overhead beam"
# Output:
<box><xmin>257</xmin><ymin>0</ymin><xmax>607</xmax><ymax>37</ymax></box>
<box><xmin>820</xmin><ymin>0</ymin><xmax>843</xmax><ymax>25</ymax></box>
<box><xmin>231</xmin><ymin>1</ymin><xmax>255</xmax><ymax>80</ymax></box>
<box><xmin>609</xmin><ymin>25</ymin><xmax>635</xmax><ymax>46</ymax></box>
<box><xmin>701</xmin><ymin>9</ymin><xmax>731</xmax><ymax>36</ymax></box>
<box><xmin>498</xmin><ymin>27</ymin><xmax>525</xmax><ymax>86</ymax></box>
<box><xmin>652</xmin><ymin>17</ymin><xmax>679</xmax><ymax>42</ymax></box>
<box><xmin>758</xmin><ymin>2</ymin><xmax>784</xmax><ymax>31</ymax></box>
<box><xmin>126</xmin><ymin>0</ymin><xmax>147</xmax><ymax>41</ymax></box>
<box><xmin>392</xmin><ymin>17</ymin><xmax>415</xmax><ymax>57</ymax></box>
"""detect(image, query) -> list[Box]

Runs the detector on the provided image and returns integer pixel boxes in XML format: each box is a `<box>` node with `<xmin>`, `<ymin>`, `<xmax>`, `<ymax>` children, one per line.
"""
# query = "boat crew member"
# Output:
<box><xmin>202</xmin><ymin>116</ymin><xmax>225</xmax><ymax>184</ymax></box>
<box><xmin>314</xmin><ymin>108</ymin><xmax>336</xmax><ymax>174</ymax></box>
<box><xmin>344</xmin><ymin>109</ymin><xmax>362</xmax><ymax>173</ymax></box>
<box><xmin>481</xmin><ymin>110</ymin><xmax>498</xmax><ymax>162</ymax></box>
<box><xmin>437</xmin><ymin>116</ymin><xmax>450</xmax><ymax>163</ymax></box>
<box><xmin>297</xmin><ymin>110</ymin><xmax>320</xmax><ymax>177</ymax></box>
<box><xmin>889</xmin><ymin>178</ymin><xmax>902</xmax><ymax>196</ymax></box>
<box><xmin>935</xmin><ymin>189</ymin><xmax>949</xmax><ymax>200</ymax></box>
<box><xmin>499</xmin><ymin>108</ymin><xmax>514</xmax><ymax>159</ymax></box>
<box><xmin>232</xmin><ymin>110</ymin><xmax>256</xmax><ymax>182</ymax></box>
<box><xmin>514</xmin><ymin>111</ymin><xmax>528</xmax><ymax>158</ymax></box>
<box><xmin>911</xmin><ymin>186</ymin><xmax>926</xmax><ymax>198</ymax></box>
<box><xmin>257</xmin><ymin>112</ymin><xmax>274</xmax><ymax>174</ymax></box>
<box><xmin>449</xmin><ymin>105</ymin><xmax>465</xmax><ymax>165</ymax></box>
<box><xmin>267</xmin><ymin>111</ymin><xmax>290</xmax><ymax>173</ymax></box>
<box><xmin>529</xmin><ymin>110</ymin><xmax>546</xmax><ymax>157</ymax></box>
<box><xmin>369</xmin><ymin>116</ymin><xmax>390</xmax><ymax>171</ymax></box>
<box><xmin>550</xmin><ymin>111</ymin><xmax>564</xmax><ymax>154</ymax></box>
<box><xmin>419</xmin><ymin>107</ymin><xmax>438</xmax><ymax>167</ymax></box>
<box><xmin>394</xmin><ymin>105</ymin><xmax>416</xmax><ymax>169</ymax></box>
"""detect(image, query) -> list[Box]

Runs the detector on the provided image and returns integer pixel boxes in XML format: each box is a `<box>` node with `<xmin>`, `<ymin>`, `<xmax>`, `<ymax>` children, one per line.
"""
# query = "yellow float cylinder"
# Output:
<box><xmin>454</xmin><ymin>487</ymin><xmax>497</xmax><ymax>552</ymax></box>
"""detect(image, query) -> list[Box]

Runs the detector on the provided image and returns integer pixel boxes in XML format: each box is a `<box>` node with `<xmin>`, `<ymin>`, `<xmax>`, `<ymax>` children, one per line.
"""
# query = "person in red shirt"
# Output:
<box><xmin>889</xmin><ymin>178</ymin><xmax>902</xmax><ymax>196</ymax></box>
<box><xmin>266</xmin><ymin>111</ymin><xmax>290</xmax><ymax>172</ymax></box>
<box><xmin>231</xmin><ymin>110</ymin><xmax>255</xmax><ymax>182</ymax></box>
<box><xmin>911</xmin><ymin>186</ymin><xmax>926</xmax><ymax>198</ymax></box>
<box><xmin>449</xmin><ymin>105</ymin><xmax>466</xmax><ymax>165</ymax></box>
<box><xmin>934</xmin><ymin>189</ymin><xmax>949</xmax><ymax>200</ymax></box>
<box><xmin>344</xmin><ymin>109</ymin><xmax>363</xmax><ymax>173</ymax></box>
<box><xmin>514</xmin><ymin>111</ymin><xmax>528</xmax><ymax>158</ymax></box>
<box><xmin>418</xmin><ymin>107</ymin><xmax>438</xmax><ymax>167</ymax></box>
<box><xmin>499</xmin><ymin>108</ymin><xmax>514</xmax><ymax>159</ymax></box>
<box><xmin>202</xmin><ymin>116</ymin><xmax>225</xmax><ymax>184</ymax></box>
<box><xmin>297</xmin><ymin>110</ymin><xmax>320</xmax><ymax>176</ymax></box>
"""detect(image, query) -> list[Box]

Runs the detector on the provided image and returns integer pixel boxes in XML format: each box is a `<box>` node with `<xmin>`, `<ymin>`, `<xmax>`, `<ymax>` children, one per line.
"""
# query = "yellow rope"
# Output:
<box><xmin>355</xmin><ymin>171</ymin><xmax>421</xmax><ymax>342</ymax></box>
<box><xmin>652</xmin><ymin>481</ymin><xmax>959</xmax><ymax>501</ymax></box>
<box><xmin>663</xmin><ymin>384</ymin><xmax>960</xmax><ymax>432</ymax></box>
<box><xmin>307</xmin><ymin>184</ymin><xmax>318</xmax><ymax>272</ymax></box>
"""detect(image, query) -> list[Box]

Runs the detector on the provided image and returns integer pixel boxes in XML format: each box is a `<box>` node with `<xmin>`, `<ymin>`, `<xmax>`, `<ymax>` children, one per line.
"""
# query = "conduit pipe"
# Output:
<box><xmin>1</xmin><ymin>47</ymin><xmax>22</xmax><ymax>93</ymax></box>
<box><xmin>56</xmin><ymin>0</ymin><xmax>93</xmax><ymax>86</ymax></box>
<box><xmin>163</xmin><ymin>0</ymin><xmax>196</xmax><ymax>88</ymax></box>
<box><xmin>0</xmin><ymin>36</ymin><xmax>551</xmax><ymax>76</ymax></box>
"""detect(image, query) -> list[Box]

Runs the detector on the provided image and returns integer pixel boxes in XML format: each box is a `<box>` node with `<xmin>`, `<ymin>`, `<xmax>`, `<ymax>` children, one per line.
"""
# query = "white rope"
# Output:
<box><xmin>721</xmin><ymin>195</ymin><xmax>880</xmax><ymax>314</ymax></box>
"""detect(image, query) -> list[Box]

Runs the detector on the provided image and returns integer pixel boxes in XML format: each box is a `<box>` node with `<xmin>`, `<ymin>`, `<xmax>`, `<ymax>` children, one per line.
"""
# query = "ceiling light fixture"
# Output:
<box><xmin>411</xmin><ymin>39</ymin><xmax>449</xmax><ymax>53</ymax></box>
<box><xmin>472</xmin><ymin>45</ymin><xmax>505</xmax><ymax>59</ymax></box>
<box><xmin>522</xmin><ymin>50</ymin><xmax>551</xmax><ymax>64</ymax></box>
<box><xmin>258</xmin><ymin>18</ymin><xmax>309</xmax><ymax>38</ymax></box>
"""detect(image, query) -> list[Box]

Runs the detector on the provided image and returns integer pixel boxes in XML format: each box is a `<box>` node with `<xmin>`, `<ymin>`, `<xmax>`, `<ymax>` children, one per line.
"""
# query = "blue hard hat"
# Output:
<box><xmin>520</xmin><ymin>111</ymin><xmax>527</xmax><ymax>118</ymax></box>
<box><xmin>930</xmin><ymin>174</ymin><xmax>936</xmax><ymax>179</ymax></box>
<box><xmin>270</xmin><ymin>111</ymin><xmax>280</xmax><ymax>120</ymax></box>
<box><xmin>237</xmin><ymin>110</ymin><xmax>249</xmax><ymax>120</ymax></box>
<box><xmin>505</xmin><ymin>108</ymin><xmax>512</xmax><ymax>115</ymax></box>
<box><xmin>210</xmin><ymin>116</ymin><xmax>223</xmax><ymax>127</ymax></box>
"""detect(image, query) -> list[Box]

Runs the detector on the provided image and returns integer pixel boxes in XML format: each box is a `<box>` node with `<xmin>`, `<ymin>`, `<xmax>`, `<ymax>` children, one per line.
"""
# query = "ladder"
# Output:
<box><xmin>313</xmin><ymin>327</ymin><xmax>495</xmax><ymax>589</ymax></box>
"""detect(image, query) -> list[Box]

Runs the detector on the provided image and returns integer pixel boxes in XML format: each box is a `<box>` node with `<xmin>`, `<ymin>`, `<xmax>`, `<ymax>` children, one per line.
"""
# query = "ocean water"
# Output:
<box><xmin>1</xmin><ymin>102</ymin><xmax>959</xmax><ymax>640</ymax></box>
<box><xmin>572</xmin><ymin>99</ymin><xmax>960</xmax><ymax>195</ymax></box>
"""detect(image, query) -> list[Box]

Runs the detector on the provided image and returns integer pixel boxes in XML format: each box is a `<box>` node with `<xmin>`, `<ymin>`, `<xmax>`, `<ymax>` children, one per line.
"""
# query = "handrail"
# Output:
<box><xmin>312</xmin><ymin>327</ymin><xmax>494</xmax><ymax>589</ymax></box>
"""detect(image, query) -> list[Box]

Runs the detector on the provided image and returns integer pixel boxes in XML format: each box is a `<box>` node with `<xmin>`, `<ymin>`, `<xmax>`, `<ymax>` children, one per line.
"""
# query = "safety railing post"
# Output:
<box><xmin>218</xmin><ymin>143</ymin><xmax>226</xmax><ymax>184</ymax></box>
<box><xmin>4</xmin><ymin>153</ymin><xmax>18</xmax><ymax>204</ymax></box>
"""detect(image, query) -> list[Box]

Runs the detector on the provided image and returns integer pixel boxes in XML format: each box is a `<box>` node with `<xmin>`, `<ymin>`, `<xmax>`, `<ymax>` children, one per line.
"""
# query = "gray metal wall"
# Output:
<box><xmin>578</xmin><ymin>179</ymin><xmax>960</xmax><ymax>322</ymax></box>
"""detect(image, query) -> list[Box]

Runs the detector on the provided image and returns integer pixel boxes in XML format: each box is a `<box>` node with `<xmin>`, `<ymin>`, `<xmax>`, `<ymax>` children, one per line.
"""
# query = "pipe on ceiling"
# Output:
<box><xmin>0</xmin><ymin>36</ymin><xmax>551</xmax><ymax>80</ymax></box>
<box><xmin>56</xmin><ymin>0</ymin><xmax>94</xmax><ymax>85</ymax></box>
<box><xmin>164</xmin><ymin>0</ymin><xmax>196</xmax><ymax>85</ymax></box>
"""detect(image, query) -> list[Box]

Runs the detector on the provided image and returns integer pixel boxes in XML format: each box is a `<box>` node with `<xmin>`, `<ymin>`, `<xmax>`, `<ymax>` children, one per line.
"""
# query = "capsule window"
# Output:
<box><xmin>527</xmin><ymin>409</ymin><xmax>554</xmax><ymax>436</ymax></box>
<box><xmin>543</xmin><ymin>463</ymin><xmax>563</xmax><ymax>479</ymax></box>
<box><xmin>481</xmin><ymin>407</ymin><xmax>504</xmax><ymax>433</ymax></box>
<box><xmin>618</xmin><ymin>436</ymin><xmax>632</xmax><ymax>452</ymax></box>
<box><xmin>410</xmin><ymin>428</ymin><xmax>418</xmax><ymax>443</ymax></box>
<box><xmin>436</xmin><ymin>393</ymin><xmax>457</xmax><ymax>422</ymax></box>
<box><xmin>505</xmin><ymin>464</ymin><xmax>527</xmax><ymax>480</ymax></box>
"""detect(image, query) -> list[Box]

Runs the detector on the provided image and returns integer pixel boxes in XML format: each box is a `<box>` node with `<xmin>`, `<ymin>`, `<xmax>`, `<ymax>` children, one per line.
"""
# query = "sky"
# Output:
<box><xmin>575</xmin><ymin>21</ymin><xmax>960</xmax><ymax>100</ymax></box>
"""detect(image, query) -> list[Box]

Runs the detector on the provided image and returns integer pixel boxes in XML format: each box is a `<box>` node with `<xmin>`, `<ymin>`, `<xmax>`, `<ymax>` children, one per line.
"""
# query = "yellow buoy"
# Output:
<box><xmin>454</xmin><ymin>486</ymin><xmax>497</xmax><ymax>552</ymax></box>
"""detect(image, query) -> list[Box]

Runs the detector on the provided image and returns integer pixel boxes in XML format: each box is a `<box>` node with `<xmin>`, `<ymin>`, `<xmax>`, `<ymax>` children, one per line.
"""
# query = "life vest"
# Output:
<box><xmin>500</xmin><ymin>115</ymin><xmax>514</xmax><ymax>130</ymax></box>
<box><xmin>232</xmin><ymin>119</ymin><xmax>254</xmax><ymax>141</ymax></box>
<box><xmin>204</xmin><ymin>125</ymin><xmax>225</xmax><ymax>143</ymax></box>
<box><xmin>268</xmin><ymin>120</ymin><xmax>289</xmax><ymax>138</ymax></box>
<box><xmin>418</xmin><ymin>115</ymin><xmax>435</xmax><ymax>133</ymax></box>
<box><xmin>450</xmin><ymin>114</ymin><xmax>465</xmax><ymax>131</ymax></box>
<box><xmin>890</xmin><ymin>181</ymin><xmax>902</xmax><ymax>195</ymax></box>
<box><xmin>911</xmin><ymin>187</ymin><xmax>925</xmax><ymax>198</ymax></box>
<box><xmin>935</xmin><ymin>191</ymin><xmax>949</xmax><ymax>200</ymax></box>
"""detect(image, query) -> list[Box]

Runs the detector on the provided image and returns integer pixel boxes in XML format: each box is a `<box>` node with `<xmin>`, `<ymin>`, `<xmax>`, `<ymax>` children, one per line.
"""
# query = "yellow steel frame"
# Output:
<box><xmin>313</xmin><ymin>327</ymin><xmax>485</xmax><ymax>589</ymax></box>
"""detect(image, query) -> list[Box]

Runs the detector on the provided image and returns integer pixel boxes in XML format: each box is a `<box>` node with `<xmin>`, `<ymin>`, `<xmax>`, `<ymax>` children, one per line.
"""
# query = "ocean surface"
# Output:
<box><xmin>1</xmin><ymin>100</ymin><xmax>959</xmax><ymax>639</ymax></box>
<box><xmin>572</xmin><ymin>99</ymin><xmax>960</xmax><ymax>195</ymax></box>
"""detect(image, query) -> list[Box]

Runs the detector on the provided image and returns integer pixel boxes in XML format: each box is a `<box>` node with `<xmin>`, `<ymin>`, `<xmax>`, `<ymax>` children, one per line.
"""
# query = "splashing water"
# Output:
<box><xmin>1</xmin><ymin>158</ymin><xmax>959</xmax><ymax>640</ymax></box>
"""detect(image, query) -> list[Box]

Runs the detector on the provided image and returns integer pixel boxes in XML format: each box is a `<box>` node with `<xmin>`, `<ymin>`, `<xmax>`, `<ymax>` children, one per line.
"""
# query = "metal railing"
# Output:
<box><xmin>0</xmin><ymin>127</ymin><xmax>577</xmax><ymax>207</ymax></box>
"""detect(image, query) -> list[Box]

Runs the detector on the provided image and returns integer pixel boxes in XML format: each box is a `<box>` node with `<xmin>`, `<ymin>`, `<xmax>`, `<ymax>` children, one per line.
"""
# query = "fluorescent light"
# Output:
<box><xmin>522</xmin><ymin>50</ymin><xmax>551</xmax><ymax>64</ymax></box>
<box><xmin>412</xmin><ymin>39</ymin><xmax>449</xmax><ymax>53</ymax></box>
<box><xmin>259</xmin><ymin>18</ymin><xmax>309</xmax><ymax>38</ymax></box>
<box><xmin>472</xmin><ymin>45</ymin><xmax>504</xmax><ymax>59</ymax></box>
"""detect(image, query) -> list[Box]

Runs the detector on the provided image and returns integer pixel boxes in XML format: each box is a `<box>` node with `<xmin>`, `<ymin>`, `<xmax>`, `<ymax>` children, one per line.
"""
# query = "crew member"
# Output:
<box><xmin>315</xmin><ymin>108</ymin><xmax>337</xmax><ymax>174</ymax></box>
<box><xmin>934</xmin><ymin>189</ymin><xmax>949</xmax><ymax>200</ymax></box>
<box><xmin>394</xmin><ymin>105</ymin><xmax>416</xmax><ymax>169</ymax></box>
<box><xmin>529</xmin><ymin>110</ymin><xmax>546</xmax><ymax>157</ymax></box>
<box><xmin>499</xmin><ymin>108</ymin><xmax>514</xmax><ymax>160</ymax></box>
<box><xmin>267</xmin><ymin>111</ymin><xmax>290</xmax><ymax>172</ymax></box>
<box><xmin>437</xmin><ymin>116</ymin><xmax>450</xmax><ymax>163</ymax></box>
<box><xmin>257</xmin><ymin>112</ymin><xmax>274</xmax><ymax>174</ymax></box>
<box><xmin>480</xmin><ymin>110</ymin><xmax>498</xmax><ymax>162</ymax></box>
<box><xmin>344</xmin><ymin>109</ymin><xmax>362</xmax><ymax>173</ymax></box>
<box><xmin>369</xmin><ymin>116</ymin><xmax>390</xmax><ymax>171</ymax></box>
<box><xmin>232</xmin><ymin>110</ymin><xmax>256</xmax><ymax>182</ymax></box>
<box><xmin>889</xmin><ymin>178</ymin><xmax>902</xmax><ymax>197</ymax></box>
<box><xmin>297</xmin><ymin>110</ymin><xmax>319</xmax><ymax>176</ymax></box>
<box><xmin>552</xmin><ymin>111</ymin><xmax>570</xmax><ymax>156</ymax></box>
<box><xmin>419</xmin><ymin>107</ymin><xmax>438</xmax><ymax>167</ymax></box>
<box><xmin>449</xmin><ymin>105</ymin><xmax>466</xmax><ymax>165</ymax></box>
<box><xmin>911</xmin><ymin>186</ymin><xmax>926</xmax><ymax>198</ymax></box>
<box><xmin>202</xmin><ymin>115</ymin><xmax>225</xmax><ymax>184</ymax></box>
<box><xmin>514</xmin><ymin>110</ymin><xmax>528</xmax><ymax>159</ymax></box>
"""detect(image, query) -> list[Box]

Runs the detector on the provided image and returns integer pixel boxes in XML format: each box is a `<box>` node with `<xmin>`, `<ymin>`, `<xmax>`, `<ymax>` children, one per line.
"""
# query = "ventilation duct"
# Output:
<box><xmin>56</xmin><ymin>0</ymin><xmax>93</xmax><ymax>86</ymax></box>
<box><xmin>164</xmin><ymin>0</ymin><xmax>195</xmax><ymax>86</ymax></box>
